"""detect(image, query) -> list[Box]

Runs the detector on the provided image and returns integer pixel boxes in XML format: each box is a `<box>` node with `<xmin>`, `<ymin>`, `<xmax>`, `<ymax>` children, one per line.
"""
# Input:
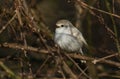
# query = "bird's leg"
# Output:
<box><xmin>79</xmin><ymin>48</ymin><xmax>84</xmax><ymax>55</ymax></box>
<box><xmin>79</xmin><ymin>48</ymin><xmax>86</xmax><ymax>63</ymax></box>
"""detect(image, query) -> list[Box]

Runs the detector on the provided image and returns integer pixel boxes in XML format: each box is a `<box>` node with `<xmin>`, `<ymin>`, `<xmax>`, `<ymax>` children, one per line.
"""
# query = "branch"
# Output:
<box><xmin>0</xmin><ymin>13</ymin><xmax>17</xmax><ymax>34</ymax></box>
<box><xmin>69</xmin><ymin>54</ymin><xmax>120</xmax><ymax>67</ymax></box>
<box><xmin>0</xmin><ymin>43</ymin><xmax>48</xmax><ymax>54</ymax></box>
<box><xmin>0</xmin><ymin>43</ymin><xmax>120</xmax><ymax>67</ymax></box>
<box><xmin>75</xmin><ymin>0</ymin><xmax>120</xmax><ymax>19</ymax></box>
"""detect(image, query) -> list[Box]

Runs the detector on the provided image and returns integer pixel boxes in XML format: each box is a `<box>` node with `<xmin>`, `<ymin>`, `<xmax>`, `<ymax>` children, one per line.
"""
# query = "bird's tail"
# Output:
<box><xmin>81</xmin><ymin>34</ymin><xmax>88</xmax><ymax>46</ymax></box>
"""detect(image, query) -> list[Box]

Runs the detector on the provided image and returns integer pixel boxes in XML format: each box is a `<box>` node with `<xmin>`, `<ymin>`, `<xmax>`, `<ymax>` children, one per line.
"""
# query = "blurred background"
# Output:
<box><xmin>0</xmin><ymin>0</ymin><xmax>120</xmax><ymax>79</ymax></box>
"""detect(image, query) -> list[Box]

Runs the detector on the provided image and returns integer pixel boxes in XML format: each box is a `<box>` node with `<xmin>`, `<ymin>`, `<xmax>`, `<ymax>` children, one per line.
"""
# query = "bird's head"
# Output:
<box><xmin>55</xmin><ymin>19</ymin><xmax>73</xmax><ymax>34</ymax></box>
<box><xmin>56</xmin><ymin>19</ymin><xmax>73</xmax><ymax>28</ymax></box>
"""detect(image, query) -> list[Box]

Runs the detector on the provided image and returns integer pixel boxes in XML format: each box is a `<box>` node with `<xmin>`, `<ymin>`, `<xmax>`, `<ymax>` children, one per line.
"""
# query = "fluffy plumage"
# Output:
<box><xmin>54</xmin><ymin>19</ymin><xmax>87</xmax><ymax>55</ymax></box>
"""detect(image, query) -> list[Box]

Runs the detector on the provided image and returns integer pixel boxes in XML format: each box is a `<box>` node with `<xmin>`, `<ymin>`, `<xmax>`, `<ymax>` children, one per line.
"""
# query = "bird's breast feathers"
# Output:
<box><xmin>55</xmin><ymin>33</ymin><xmax>82</xmax><ymax>51</ymax></box>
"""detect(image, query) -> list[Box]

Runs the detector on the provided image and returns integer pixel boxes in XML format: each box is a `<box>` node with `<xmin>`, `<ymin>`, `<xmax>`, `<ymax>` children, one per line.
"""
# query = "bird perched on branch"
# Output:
<box><xmin>54</xmin><ymin>19</ymin><xmax>88</xmax><ymax>55</ymax></box>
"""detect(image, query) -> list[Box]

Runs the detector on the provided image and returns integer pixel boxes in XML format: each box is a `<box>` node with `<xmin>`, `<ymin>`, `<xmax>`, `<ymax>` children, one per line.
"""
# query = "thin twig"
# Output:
<box><xmin>0</xmin><ymin>61</ymin><xmax>21</xmax><ymax>79</ymax></box>
<box><xmin>69</xmin><ymin>54</ymin><xmax>120</xmax><ymax>67</ymax></box>
<box><xmin>92</xmin><ymin>53</ymin><xmax>118</xmax><ymax>64</ymax></box>
<box><xmin>0</xmin><ymin>13</ymin><xmax>17</xmax><ymax>34</ymax></box>
<box><xmin>58</xmin><ymin>65</ymin><xmax>66</xmax><ymax>79</ymax></box>
<box><xmin>0</xmin><ymin>43</ymin><xmax>49</xmax><ymax>54</ymax></box>
<box><xmin>76</xmin><ymin>0</ymin><xmax>120</xmax><ymax>19</ymax></box>
<box><xmin>36</xmin><ymin>55</ymin><xmax>50</xmax><ymax>75</ymax></box>
<box><xmin>65</xmin><ymin>53</ymin><xmax>91</xmax><ymax>79</ymax></box>
<box><xmin>62</xmin><ymin>61</ymin><xmax>78</xmax><ymax>79</ymax></box>
<box><xmin>0</xmin><ymin>43</ymin><xmax>120</xmax><ymax>67</ymax></box>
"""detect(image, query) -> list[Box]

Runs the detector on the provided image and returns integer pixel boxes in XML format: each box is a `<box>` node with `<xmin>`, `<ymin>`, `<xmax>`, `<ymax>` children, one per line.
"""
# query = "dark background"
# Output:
<box><xmin>0</xmin><ymin>0</ymin><xmax>120</xmax><ymax>79</ymax></box>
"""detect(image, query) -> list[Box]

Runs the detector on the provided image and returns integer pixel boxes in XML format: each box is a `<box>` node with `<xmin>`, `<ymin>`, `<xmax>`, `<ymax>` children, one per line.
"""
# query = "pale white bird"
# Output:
<box><xmin>54</xmin><ymin>19</ymin><xmax>88</xmax><ymax>55</ymax></box>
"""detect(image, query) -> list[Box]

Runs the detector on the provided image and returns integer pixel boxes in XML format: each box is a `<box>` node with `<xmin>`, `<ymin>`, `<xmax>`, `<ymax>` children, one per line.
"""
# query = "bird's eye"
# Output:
<box><xmin>61</xmin><ymin>25</ymin><xmax>64</xmax><ymax>27</ymax></box>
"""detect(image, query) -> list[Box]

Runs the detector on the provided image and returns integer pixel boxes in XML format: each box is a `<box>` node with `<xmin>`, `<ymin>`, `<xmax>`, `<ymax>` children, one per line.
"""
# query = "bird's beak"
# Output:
<box><xmin>56</xmin><ymin>23</ymin><xmax>61</xmax><ymax>28</ymax></box>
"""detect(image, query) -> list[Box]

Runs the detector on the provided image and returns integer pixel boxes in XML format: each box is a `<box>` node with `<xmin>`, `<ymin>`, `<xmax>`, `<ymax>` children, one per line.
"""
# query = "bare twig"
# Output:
<box><xmin>62</xmin><ymin>61</ymin><xmax>78</xmax><ymax>79</ymax></box>
<box><xmin>65</xmin><ymin>53</ymin><xmax>91</xmax><ymax>79</ymax></box>
<box><xmin>36</xmin><ymin>55</ymin><xmax>50</xmax><ymax>75</ymax></box>
<box><xmin>76</xmin><ymin>0</ymin><xmax>120</xmax><ymax>19</ymax></box>
<box><xmin>92</xmin><ymin>53</ymin><xmax>118</xmax><ymax>64</ymax></box>
<box><xmin>58</xmin><ymin>65</ymin><xmax>66</xmax><ymax>79</ymax></box>
<box><xmin>69</xmin><ymin>54</ymin><xmax>120</xmax><ymax>67</ymax></box>
<box><xmin>0</xmin><ymin>61</ymin><xmax>21</xmax><ymax>79</ymax></box>
<box><xmin>0</xmin><ymin>43</ymin><xmax>120</xmax><ymax>67</ymax></box>
<box><xmin>0</xmin><ymin>13</ymin><xmax>17</xmax><ymax>34</ymax></box>
<box><xmin>0</xmin><ymin>43</ymin><xmax>49</xmax><ymax>54</ymax></box>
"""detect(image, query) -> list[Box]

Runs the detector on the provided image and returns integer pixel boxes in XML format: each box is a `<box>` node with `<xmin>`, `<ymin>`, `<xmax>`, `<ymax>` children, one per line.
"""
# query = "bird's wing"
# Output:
<box><xmin>70</xmin><ymin>27</ymin><xmax>88</xmax><ymax>46</ymax></box>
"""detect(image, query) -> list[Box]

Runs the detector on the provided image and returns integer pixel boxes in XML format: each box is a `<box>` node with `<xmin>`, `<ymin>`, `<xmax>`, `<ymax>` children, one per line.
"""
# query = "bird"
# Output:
<box><xmin>54</xmin><ymin>19</ymin><xmax>88</xmax><ymax>55</ymax></box>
